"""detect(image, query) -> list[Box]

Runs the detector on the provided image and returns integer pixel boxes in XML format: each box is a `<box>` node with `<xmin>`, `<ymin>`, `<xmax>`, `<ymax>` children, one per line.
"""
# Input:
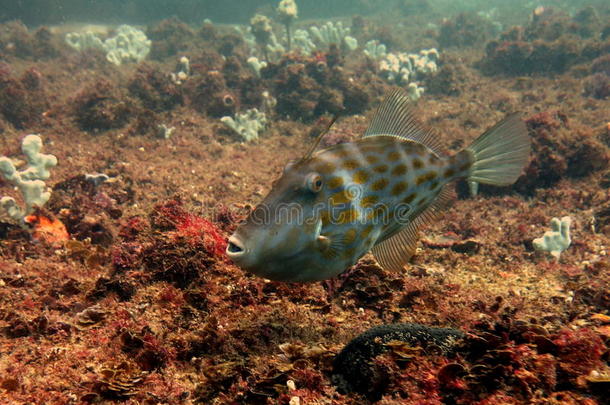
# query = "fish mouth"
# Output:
<box><xmin>226</xmin><ymin>235</ymin><xmax>246</xmax><ymax>260</ymax></box>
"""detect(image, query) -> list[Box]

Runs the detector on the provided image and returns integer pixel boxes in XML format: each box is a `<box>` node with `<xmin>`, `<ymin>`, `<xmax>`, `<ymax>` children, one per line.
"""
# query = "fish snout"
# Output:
<box><xmin>226</xmin><ymin>234</ymin><xmax>247</xmax><ymax>262</ymax></box>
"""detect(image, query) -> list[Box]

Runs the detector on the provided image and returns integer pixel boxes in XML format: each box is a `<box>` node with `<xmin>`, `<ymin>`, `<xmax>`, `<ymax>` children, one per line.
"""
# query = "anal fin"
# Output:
<box><xmin>371</xmin><ymin>218</ymin><xmax>421</xmax><ymax>271</ymax></box>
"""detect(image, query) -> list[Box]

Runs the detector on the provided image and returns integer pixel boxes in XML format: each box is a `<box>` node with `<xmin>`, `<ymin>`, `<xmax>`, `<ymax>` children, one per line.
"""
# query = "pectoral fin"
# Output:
<box><xmin>317</xmin><ymin>234</ymin><xmax>347</xmax><ymax>259</ymax></box>
<box><xmin>317</xmin><ymin>235</ymin><xmax>331</xmax><ymax>250</ymax></box>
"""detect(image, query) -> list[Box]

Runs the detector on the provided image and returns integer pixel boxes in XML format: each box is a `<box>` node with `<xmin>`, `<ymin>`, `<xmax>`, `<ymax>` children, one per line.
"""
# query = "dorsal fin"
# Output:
<box><xmin>364</xmin><ymin>88</ymin><xmax>443</xmax><ymax>155</ymax></box>
<box><xmin>371</xmin><ymin>186</ymin><xmax>453</xmax><ymax>271</ymax></box>
<box><xmin>301</xmin><ymin>115</ymin><xmax>339</xmax><ymax>161</ymax></box>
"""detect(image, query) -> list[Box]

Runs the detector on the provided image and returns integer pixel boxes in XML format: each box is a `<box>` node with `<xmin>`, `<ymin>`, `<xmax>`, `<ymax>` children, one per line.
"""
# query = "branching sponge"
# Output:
<box><xmin>0</xmin><ymin>135</ymin><xmax>57</xmax><ymax>223</ymax></box>
<box><xmin>533</xmin><ymin>216</ymin><xmax>572</xmax><ymax>259</ymax></box>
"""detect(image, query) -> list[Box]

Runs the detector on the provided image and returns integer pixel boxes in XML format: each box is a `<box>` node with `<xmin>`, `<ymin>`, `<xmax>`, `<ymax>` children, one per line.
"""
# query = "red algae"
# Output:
<box><xmin>151</xmin><ymin>198</ymin><xmax>227</xmax><ymax>256</ymax></box>
<box><xmin>553</xmin><ymin>328</ymin><xmax>605</xmax><ymax>382</ymax></box>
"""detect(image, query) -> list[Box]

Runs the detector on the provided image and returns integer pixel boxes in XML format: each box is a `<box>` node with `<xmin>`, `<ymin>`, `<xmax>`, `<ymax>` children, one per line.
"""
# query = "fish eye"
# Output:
<box><xmin>306</xmin><ymin>172</ymin><xmax>323</xmax><ymax>193</ymax></box>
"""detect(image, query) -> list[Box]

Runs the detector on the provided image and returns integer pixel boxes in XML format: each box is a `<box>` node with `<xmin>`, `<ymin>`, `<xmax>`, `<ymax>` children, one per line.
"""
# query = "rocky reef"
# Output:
<box><xmin>0</xmin><ymin>65</ymin><xmax>48</xmax><ymax>129</ymax></box>
<box><xmin>480</xmin><ymin>6</ymin><xmax>610</xmax><ymax>75</ymax></box>
<box><xmin>0</xmin><ymin>2</ymin><xmax>609</xmax><ymax>404</ymax></box>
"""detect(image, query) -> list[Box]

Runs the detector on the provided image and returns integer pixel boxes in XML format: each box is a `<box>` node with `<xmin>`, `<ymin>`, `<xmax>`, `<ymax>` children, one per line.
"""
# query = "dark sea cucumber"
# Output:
<box><xmin>331</xmin><ymin>323</ymin><xmax>465</xmax><ymax>395</ymax></box>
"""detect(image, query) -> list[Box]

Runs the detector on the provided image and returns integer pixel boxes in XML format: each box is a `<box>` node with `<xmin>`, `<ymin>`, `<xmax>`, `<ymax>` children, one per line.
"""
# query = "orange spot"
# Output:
<box><xmin>415</xmin><ymin>171</ymin><xmax>437</xmax><ymax>186</ymax></box>
<box><xmin>373</xmin><ymin>165</ymin><xmax>389</xmax><ymax>173</ymax></box>
<box><xmin>366</xmin><ymin>205</ymin><xmax>387</xmax><ymax>221</ymax></box>
<box><xmin>361</xmin><ymin>195</ymin><xmax>379</xmax><ymax>208</ymax></box>
<box><xmin>342</xmin><ymin>159</ymin><xmax>360</xmax><ymax>170</ymax></box>
<box><xmin>330</xmin><ymin>190</ymin><xmax>352</xmax><ymax>205</ymax></box>
<box><xmin>371</xmin><ymin>178</ymin><xmax>389</xmax><ymax>191</ymax></box>
<box><xmin>365</xmin><ymin>155</ymin><xmax>379</xmax><ymax>164</ymax></box>
<box><xmin>391</xmin><ymin>181</ymin><xmax>408</xmax><ymax>196</ymax></box>
<box><xmin>392</xmin><ymin>164</ymin><xmax>407</xmax><ymax>176</ymax></box>
<box><xmin>344</xmin><ymin>228</ymin><xmax>357</xmax><ymax>244</ymax></box>
<box><xmin>387</xmin><ymin>151</ymin><xmax>401</xmax><ymax>161</ymax></box>
<box><xmin>353</xmin><ymin>170</ymin><xmax>369</xmax><ymax>184</ymax></box>
<box><xmin>361</xmin><ymin>224</ymin><xmax>374</xmax><ymax>238</ymax></box>
<box><xmin>25</xmin><ymin>214</ymin><xmax>69</xmax><ymax>245</ymax></box>
<box><xmin>403</xmin><ymin>194</ymin><xmax>416</xmax><ymax>204</ymax></box>
<box><xmin>314</xmin><ymin>161</ymin><xmax>336</xmax><ymax>174</ymax></box>
<box><xmin>337</xmin><ymin>208</ymin><xmax>359</xmax><ymax>224</ymax></box>
<box><xmin>327</xmin><ymin>176</ymin><xmax>344</xmax><ymax>189</ymax></box>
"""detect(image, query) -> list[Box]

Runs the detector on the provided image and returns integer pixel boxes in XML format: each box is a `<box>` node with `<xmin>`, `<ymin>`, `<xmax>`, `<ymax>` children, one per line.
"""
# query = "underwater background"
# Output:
<box><xmin>2</xmin><ymin>0</ymin><xmax>610</xmax><ymax>25</ymax></box>
<box><xmin>0</xmin><ymin>0</ymin><xmax>609</xmax><ymax>404</ymax></box>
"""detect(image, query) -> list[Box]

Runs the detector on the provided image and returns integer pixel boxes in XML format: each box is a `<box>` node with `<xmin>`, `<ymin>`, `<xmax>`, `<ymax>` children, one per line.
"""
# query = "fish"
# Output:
<box><xmin>226</xmin><ymin>89</ymin><xmax>530</xmax><ymax>282</ymax></box>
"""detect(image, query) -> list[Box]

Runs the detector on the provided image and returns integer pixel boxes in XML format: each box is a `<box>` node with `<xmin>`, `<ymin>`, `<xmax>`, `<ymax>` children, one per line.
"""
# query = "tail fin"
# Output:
<box><xmin>466</xmin><ymin>113</ymin><xmax>530</xmax><ymax>195</ymax></box>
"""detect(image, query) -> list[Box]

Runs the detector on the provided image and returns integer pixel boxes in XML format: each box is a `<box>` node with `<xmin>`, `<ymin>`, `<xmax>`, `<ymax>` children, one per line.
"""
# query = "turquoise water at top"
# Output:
<box><xmin>2</xmin><ymin>0</ymin><xmax>608</xmax><ymax>26</ymax></box>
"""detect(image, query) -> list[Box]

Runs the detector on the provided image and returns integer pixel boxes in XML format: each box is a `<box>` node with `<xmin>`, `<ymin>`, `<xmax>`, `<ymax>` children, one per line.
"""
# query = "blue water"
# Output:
<box><xmin>3</xmin><ymin>0</ymin><xmax>609</xmax><ymax>26</ymax></box>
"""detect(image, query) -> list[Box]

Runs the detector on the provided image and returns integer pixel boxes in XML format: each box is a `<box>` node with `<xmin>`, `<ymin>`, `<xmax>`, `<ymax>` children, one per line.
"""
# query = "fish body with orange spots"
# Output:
<box><xmin>227</xmin><ymin>90</ymin><xmax>530</xmax><ymax>281</ymax></box>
